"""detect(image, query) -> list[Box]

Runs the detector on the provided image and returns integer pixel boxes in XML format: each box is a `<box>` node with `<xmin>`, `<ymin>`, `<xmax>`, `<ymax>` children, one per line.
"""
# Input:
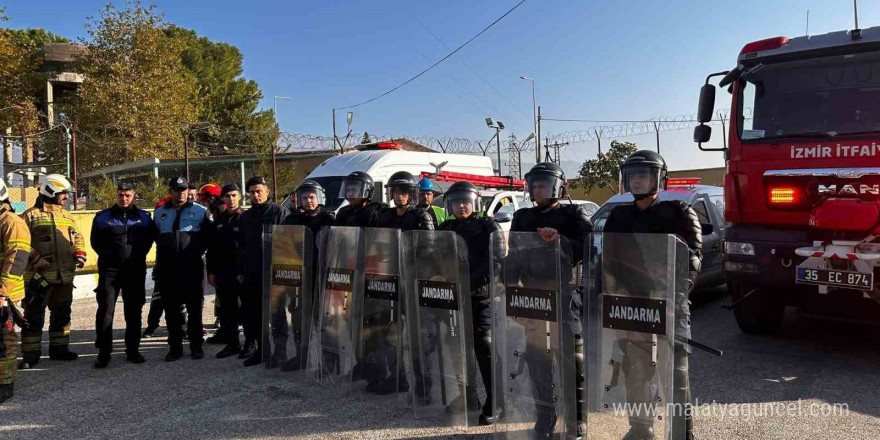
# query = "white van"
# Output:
<box><xmin>301</xmin><ymin>142</ymin><xmax>496</xmax><ymax>211</ymax></box>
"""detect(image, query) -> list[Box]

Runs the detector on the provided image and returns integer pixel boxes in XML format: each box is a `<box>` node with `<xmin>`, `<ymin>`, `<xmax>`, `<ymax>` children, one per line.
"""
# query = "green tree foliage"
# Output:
<box><xmin>0</xmin><ymin>17</ymin><xmax>66</xmax><ymax>135</ymax></box>
<box><xmin>69</xmin><ymin>1</ymin><xmax>200</xmax><ymax>172</ymax></box>
<box><xmin>164</xmin><ymin>25</ymin><xmax>276</xmax><ymax>154</ymax></box>
<box><xmin>574</xmin><ymin>140</ymin><xmax>639</xmax><ymax>193</ymax></box>
<box><xmin>87</xmin><ymin>173</ymin><xmax>168</xmax><ymax>210</ymax></box>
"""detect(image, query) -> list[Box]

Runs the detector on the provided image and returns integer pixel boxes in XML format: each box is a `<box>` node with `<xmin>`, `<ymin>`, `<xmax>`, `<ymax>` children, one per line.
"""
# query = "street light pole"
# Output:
<box><xmin>520</xmin><ymin>76</ymin><xmax>539</xmax><ymax>163</ymax></box>
<box><xmin>273</xmin><ymin>96</ymin><xmax>291</xmax><ymax>201</ymax></box>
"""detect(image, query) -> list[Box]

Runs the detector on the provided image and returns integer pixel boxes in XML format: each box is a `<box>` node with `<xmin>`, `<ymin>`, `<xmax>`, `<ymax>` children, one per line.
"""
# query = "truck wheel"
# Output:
<box><xmin>730</xmin><ymin>279</ymin><xmax>784</xmax><ymax>334</ymax></box>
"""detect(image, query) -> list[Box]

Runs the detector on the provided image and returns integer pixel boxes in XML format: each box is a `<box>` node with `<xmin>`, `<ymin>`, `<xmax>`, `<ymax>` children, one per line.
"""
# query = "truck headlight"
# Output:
<box><xmin>724</xmin><ymin>241</ymin><xmax>755</xmax><ymax>256</ymax></box>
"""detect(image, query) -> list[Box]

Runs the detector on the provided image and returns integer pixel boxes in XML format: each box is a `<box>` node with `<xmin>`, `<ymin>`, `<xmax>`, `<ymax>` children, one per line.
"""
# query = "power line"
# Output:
<box><xmin>335</xmin><ymin>0</ymin><xmax>527</xmax><ymax>110</ymax></box>
<box><xmin>401</xmin><ymin>2</ymin><xmax>534</xmax><ymax>123</ymax></box>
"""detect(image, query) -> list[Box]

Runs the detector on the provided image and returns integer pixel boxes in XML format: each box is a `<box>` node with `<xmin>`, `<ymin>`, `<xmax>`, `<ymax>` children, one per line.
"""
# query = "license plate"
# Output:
<box><xmin>796</xmin><ymin>267</ymin><xmax>874</xmax><ymax>290</ymax></box>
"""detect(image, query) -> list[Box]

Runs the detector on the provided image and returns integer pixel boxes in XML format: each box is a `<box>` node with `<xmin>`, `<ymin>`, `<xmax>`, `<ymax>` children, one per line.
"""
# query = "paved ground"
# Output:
<box><xmin>1</xmin><ymin>287</ymin><xmax>878</xmax><ymax>440</ymax></box>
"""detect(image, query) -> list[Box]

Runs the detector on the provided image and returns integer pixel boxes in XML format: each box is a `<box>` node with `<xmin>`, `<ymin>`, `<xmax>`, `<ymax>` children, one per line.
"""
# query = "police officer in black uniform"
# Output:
<box><xmin>335</xmin><ymin>171</ymin><xmax>385</xmax><ymax>227</ymax></box>
<box><xmin>209</xmin><ymin>184</ymin><xmax>245</xmax><ymax>359</ymax></box>
<box><xmin>438</xmin><ymin>181</ymin><xmax>504</xmax><ymax>425</ymax></box>
<box><xmin>376</xmin><ymin>171</ymin><xmax>433</xmax><ymax>231</ymax></box>
<box><xmin>237</xmin><ymin>176</ymin><xmax>285</xmax><ymax>367</ymax></box>
<box><xmin>91</xmin><ymin>183</ymin><xmax>154</xmax><ymax>368</ymax></box>
<box><xmin>602</xmin><ymin>150</ymin><xmax>702</xmax><ymax>440</ymax></box>
<box><xmin>511</xmin><ymin>162</ymin><xmax>592</xmax><ymax>438</ymax></box>
<box><xmin>275</xmin><ymin>180</ymin><xmax>335</xmax><ymax>370</ymax></box>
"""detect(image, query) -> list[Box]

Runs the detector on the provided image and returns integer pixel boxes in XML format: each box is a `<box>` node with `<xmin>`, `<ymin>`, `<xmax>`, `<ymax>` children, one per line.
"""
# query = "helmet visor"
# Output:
<box><xmin>339</xmin><ymin>179</ymin><xmax>369</xmax><ymax>200</ymax></box>
<box><xmin>621</xmin><ymin>166</ymin><xmax>661</xmax><ymax>197</ymax></box>
<box><xmin>387</xmin><ymin>185</ymin><xmax>417</xmax><ymax>207</ymax></box>
<box><xmin>526</xmin><ymin>174</ymin><xmax>564</xmax><ymax>200</ymax></box>
<box><xmin>445</xmin><ymin>191</ymin><xmax>480</xmax><ymax>216</ymax></box>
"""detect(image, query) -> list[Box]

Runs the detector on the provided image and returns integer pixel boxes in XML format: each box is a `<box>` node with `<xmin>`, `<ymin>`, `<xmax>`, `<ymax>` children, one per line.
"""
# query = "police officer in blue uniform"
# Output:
<box><xmin>153</xmin><ymin>176</ymin><xmax>213</xmax><ymax>361</ymax></box>
<box><xmin>91</xmin><ymin>183</ymin><xmax>154</xmax><ymax>368</ymax></box>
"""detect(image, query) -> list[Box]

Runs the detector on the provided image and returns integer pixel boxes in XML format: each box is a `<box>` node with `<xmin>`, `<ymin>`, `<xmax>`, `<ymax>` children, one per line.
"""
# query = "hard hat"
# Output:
<box><xmin>39</xmin><ymin>174</ymin><xmax>72</xmax><ymax>198</ymax></box>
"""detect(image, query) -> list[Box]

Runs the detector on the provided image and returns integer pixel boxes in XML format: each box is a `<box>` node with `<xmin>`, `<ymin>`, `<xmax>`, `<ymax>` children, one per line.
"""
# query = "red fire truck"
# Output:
<box><xmin>694</xmin><ymin>25</ymin><xmax>880</xmax><ymax>333</ymax></box>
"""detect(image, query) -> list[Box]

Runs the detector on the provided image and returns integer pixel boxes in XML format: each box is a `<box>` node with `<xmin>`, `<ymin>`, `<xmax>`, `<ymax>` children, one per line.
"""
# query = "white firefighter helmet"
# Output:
<box><xmin>0</xmin><ymin>178</ymin><xmax>8</xmax><ymax>202</ymax></box>
<box><xmin>39</xmin><ymin>174</ymin><xmax>73</xmax><ymax>198</ymax></box>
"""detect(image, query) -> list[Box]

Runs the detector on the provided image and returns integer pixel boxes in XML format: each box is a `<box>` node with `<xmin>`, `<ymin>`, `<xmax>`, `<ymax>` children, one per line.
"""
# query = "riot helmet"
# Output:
<box><xmin>295</xmin><ymin>180</ymin><xmax>326</xmax><ymax>212</ymax></box>
<box><xmin>524</xmin><ymin>162</ymin><xmax>566</xmax><ymax>203</ymax></box>
<box><xmin>386</xmin><ymin>171</ymin><xmax>418</xmax><ymax>208</ymax></box>
<box><xmin>338</xmin><ymin>171</ymin><xmax>375</xmax><ymax>202</ymax></box>
<box><xmin>620</xmin><ymin>150</ymin><xmax>667</xmax><ymax>200</ymax></box>
<box><xmin>444</xmin><ymin>181</ymin><xmax>482</xmax><ymax>218</ymax></box>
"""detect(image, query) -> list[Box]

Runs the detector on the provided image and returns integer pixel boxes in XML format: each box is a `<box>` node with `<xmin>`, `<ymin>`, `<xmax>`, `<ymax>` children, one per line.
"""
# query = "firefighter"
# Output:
<box><xmin>153</xmin><ymin>176</ymin><xmax>212</xmax><ymax>361</ymax></box>
<box><xmin>511</xmin><ymin>162</ymin><xmax>592</xmax><ymax>437</ymax></box>
<box><xmin>437</xmin><ymin>180</ymin><xmax>504</xmax><ymax>424</ymax></box>
<box><xmin>335</xmin><ymin>171</ymin><xmax>385</xmax><ymax>227</ymax></box>
<box><xmin>209</xmin><ymin>184</ymin><xmax>244</xmax><ymax>358</ymax></box>
<box><xmin>91</xmin><ymin>182</ymin><xmax>154</xmax><ymax>368</ymax></box>
<box><xmin>19</xmin><ymin>174</ymin><xmax>86</xmax><ymax>369</ymax></box>
<box><xmin>0</xmin><ymin>178</ymin><xmax>31</xmax><ymax>403</ymax></box>
<box><xmin>237</xmin><ymin>176</ymin><xmax>284</xmax><ymax>367</ymax></box>
<box><xmin>276</xmin><ymin>180</ymin><xmax>335</xmax><ymax>369</ymax></box>
<box><xmin>416</xmin><ymin>178</ymin><xmax>448</xmax><ymax>226</ymax></box>
<box><xmin>602</xmin><ymin>150</ymin><xmax>702</xmax><ymax>440</ymax></box>
<box><xmin>376</xmin><ymin>171</ymin><xmax>434</xmax><ymax>230</ymax></box>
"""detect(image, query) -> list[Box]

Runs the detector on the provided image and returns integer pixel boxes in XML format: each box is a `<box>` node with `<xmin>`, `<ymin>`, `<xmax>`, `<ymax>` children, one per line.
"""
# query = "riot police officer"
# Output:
<box><xmin>376</xmin><ymin>171</ymin><xmax>433</xmax><ymax>231</ymax></box>
<box><xmin>237</xmin><ymin>176</ymin><xmax>285</xmax><ymax>367</ymax></box>
<box><xmin>335</xmin><ymin>171</ymin><xmax>385</xmax><ymax>227</ymax></box>
<box><xmin>511</xmin><ymin>162</ymin><xmax>592</xmax><ymax>437</ymax></box>
<box><xmin>209</xmin><ymin>184</ymin><xmax>244</xmax><ymax>358</ymax></box>
<box><xmin>91</xmin><ymin>182</ymin><xmax>154</xmax><ymax>367</ymax></box>
<box><xmin>602</xmin><ymin>150</ymin><xmax>702</xmax><ymax>440</ymax></box>
<box><xmin>416</xmin><ymin>178</ymin><xmax>447</xmax><ymax>227</ymax></box>
<box><xmin>438</xmin><ymin>181</ymin><xmax>504</xmax><ymax>425</ymax></box>
<box><xmin>276</xmin><ymin>180</ymin><xmax>335</xmax><ymax>370</ymax></box>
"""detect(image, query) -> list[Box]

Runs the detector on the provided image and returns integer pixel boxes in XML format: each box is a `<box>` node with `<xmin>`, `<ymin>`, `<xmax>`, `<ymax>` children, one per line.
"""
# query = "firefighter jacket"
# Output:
<box><xmin>0</xmin><ymin>205</ymin><xmax>31</xmax><ymax>302</ymax></box>
<box><xmin>22</xmin><ymin>202</ymin><xmax>86</xmax><ymax>285</ymax></box>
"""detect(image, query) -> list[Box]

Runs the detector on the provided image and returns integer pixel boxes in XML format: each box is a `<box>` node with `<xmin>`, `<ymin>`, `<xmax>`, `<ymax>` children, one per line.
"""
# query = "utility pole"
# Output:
<box><xmin>544</xmin><ymin>140</ymin><xmax>569</xmax><ymax>165</ymax></box>
<box><xmin>652</xmin><ymin>120</ymin><xmax>661</xmax><ymax>153</ymax></box>
<box><xmin>71</xmin><ymin>117</ymin><xmax>78</xmax><ymax>209</ymax></box>
<box><xmin>183</xmin><ymin>130</ymin><xmax>190</xmax><ymax>182</ymax></box>
<box><xmin>537</xmin><ymin>105</ymin><xmax>542</xmax><ymax>161</ymax></box>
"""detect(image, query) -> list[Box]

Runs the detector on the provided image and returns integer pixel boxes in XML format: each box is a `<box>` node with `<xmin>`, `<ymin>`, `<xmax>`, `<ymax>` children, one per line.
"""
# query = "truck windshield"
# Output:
<box><xmin>737</xmin><ymin>51</ymin><xmax>880</xmax><ymax>141</ymax></box>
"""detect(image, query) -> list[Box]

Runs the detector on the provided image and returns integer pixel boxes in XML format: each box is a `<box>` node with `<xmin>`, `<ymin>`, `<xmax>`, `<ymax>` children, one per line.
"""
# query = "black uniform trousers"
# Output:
<box><xmin>241</xmin><ymin>281</ymin><xmax>262</xmax><ymax>347</ymax></box>
<box><xmin>161</xmin><ymin>275</ymin><xmax>204</xmax><ymax>353</ymax></box>
<box><xmin>94</xmin><ymin>263</ymin><xmax>147</xmax><ymax>356</ymax></box>
<box><xmin>215</xmin><ymin>274</ymin><xmax>242</xmax><ymax>344</ymax></box>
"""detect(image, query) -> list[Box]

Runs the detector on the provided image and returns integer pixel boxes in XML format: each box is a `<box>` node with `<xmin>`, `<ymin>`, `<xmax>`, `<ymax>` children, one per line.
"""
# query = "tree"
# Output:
<box><xmin>68</xmin><ymin>2</ymin><xmax>200</xmax><ymax>172</ymax></box>
<box><xmin>164</xmin><ymin>25</ymin><xmax>276</xmax><ymax>155</ymax></box>
<box><xmin>574</xmin><ymin>140</ymin><xmax>638</xmax><ymax>193</ymax></box>
<box><xmin>0</xmin><ymin>20</ymin><xmax>65</xmax><ymax>136</ymax></box>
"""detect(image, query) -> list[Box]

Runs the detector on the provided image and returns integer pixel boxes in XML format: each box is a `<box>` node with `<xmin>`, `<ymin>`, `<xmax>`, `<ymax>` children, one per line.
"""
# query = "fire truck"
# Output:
<box><xmin>694</xmin><ymin>25</ymin><xmax>880</xmax><ymax>333</ymax></box>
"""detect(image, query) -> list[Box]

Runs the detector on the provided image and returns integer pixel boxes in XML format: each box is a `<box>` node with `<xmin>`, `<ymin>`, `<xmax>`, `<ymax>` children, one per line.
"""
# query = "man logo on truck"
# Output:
<box><xmin>817</xmin><ymin>184</ymin><xmax>880</xmax><ymax>196</ymax></box>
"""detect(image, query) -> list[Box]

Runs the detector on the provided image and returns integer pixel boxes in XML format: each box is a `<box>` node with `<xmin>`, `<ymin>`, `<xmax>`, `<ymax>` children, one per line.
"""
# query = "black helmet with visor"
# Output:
<box><xmin>619</xmin><ymin>150</ymin><xmax>668</xmax><ymax>200</ymax></box>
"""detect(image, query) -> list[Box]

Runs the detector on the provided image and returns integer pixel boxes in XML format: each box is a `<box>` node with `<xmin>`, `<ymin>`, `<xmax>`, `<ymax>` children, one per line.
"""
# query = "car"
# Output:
<box><xmin>590</xmin><ymin>183</ymin><xmax>726</xmax><ymax>291</ymax></box>
<box><xmin>559</xmin><ymin>199</ymin><xmax>600</xmax><ymax>217</ymax></box>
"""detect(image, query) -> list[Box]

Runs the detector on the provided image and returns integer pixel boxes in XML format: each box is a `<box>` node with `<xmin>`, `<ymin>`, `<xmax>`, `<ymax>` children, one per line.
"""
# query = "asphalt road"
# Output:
<box><xmin>1</xmin><ymin>287</ymin><xmax>878</xmax><ymax>440</ymax></box>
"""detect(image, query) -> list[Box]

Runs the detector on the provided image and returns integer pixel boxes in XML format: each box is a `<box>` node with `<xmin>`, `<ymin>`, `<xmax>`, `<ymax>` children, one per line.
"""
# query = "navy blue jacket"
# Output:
<box><xmin>152</xmin><ymin>200</ymin><xmax>212</xmax><ymax>280</ymax></box>
<box><xmin>237</xmin><ymin>201</ymin><xmax>284</xmax><ymax>284</ymax></box>
<box><xmin>91</xmin><ymin>204</ymin><xmax>154</xmax><ymax>269</ymax></box>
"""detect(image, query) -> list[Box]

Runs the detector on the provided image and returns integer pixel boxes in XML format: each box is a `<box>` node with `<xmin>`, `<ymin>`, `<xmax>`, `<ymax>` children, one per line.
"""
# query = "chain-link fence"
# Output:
<box><xmin>78</xmin><ymin>150</ymin><xmax>335</xmax><ymax>210</ymax></box>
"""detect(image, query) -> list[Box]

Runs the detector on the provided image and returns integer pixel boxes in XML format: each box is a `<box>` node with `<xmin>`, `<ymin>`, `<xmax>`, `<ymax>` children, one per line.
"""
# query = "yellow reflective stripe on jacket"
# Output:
<box><xmin>0</xmin><ymin>209</ymin><xmax>30</xmax><ymax>302</ymax></box>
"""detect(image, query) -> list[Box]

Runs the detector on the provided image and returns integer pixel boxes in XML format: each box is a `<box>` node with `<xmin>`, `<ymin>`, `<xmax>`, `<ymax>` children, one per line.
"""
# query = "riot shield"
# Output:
<box><xmin>491</xmin><ymin>231</ymin><xmax>577</xmax><ymax>440</ymax></box>
<box><xmin>262</xmin><ymin>225</ymin><xmax>313</xmax><ymax>370</ymax></box>
<box><xmin>583</xmin><ymin>233</ymin><xmax>689</xmax><ymax>440</ymax></box>
<box><xmin>402</xmin><ymin>230</ymin><xmax>475</xmax><ymax>428</ymax></box>
<box><xmin>351</xmin><ymin>227</ymin><xmax>406</xmax><ymax>400</ymax></box>
<box><xmin>312</xmin><ymin>226</ymin><xmax>362</xmax><ymax>392</ymax></box>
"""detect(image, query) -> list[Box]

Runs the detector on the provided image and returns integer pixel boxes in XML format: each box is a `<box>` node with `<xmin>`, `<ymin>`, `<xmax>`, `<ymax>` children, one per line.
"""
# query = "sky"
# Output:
<box><xmin>5</xmin><ymin>0</ymin><xmax>880</xmax><ymax>173</ymax></box>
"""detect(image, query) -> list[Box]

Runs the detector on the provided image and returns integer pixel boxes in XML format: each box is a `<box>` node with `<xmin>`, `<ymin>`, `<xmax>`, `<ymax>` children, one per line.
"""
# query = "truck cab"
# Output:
<box><xmin>695</xmin><ymin>26</ymin><xmax>880</xmax><ymax>333</ymax></box>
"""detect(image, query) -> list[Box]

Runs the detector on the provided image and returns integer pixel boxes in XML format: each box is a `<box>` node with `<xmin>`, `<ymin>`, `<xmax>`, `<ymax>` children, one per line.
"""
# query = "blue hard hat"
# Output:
<box><xmin>418</xmin><ymin>178</ymin><xmax>435</xmax><ymax>192</ymax></box>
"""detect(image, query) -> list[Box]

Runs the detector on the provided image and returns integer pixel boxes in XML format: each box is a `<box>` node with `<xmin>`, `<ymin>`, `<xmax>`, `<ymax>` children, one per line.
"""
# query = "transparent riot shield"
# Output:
<box><xmin>402</xmin><ymin>230</ymin><xmax>475</xmax><ymax>428</ymax></box>
<box><xmin>491</xmin><ymin>231</ymin><xmax>577</xmax><ymax>440</ymax></box>
<box><xmin>584</xmin><ymin>233</ymin><xmax>689</xmax><ymax>440</ymax></box>
<box><xmin>262</xmin><ymin>225</ymin><xmax>313</xmax><ymax>370</ymax></box>
<box><xmin>311</xmin><ymin>226</ymin><xmax>362</xmax><ymax>393</ymax></box>
<box><xmin>351</xmin><ymin>227</ymin><xmax>405</xmax><ymax>401</ymax></box>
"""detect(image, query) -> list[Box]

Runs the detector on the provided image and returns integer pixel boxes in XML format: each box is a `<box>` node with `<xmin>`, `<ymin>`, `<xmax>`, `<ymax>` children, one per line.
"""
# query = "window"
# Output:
<box><xmin>693</xmin><ymin>200</ymin><xmax>711</xmax><ymax>225</ymax></box>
